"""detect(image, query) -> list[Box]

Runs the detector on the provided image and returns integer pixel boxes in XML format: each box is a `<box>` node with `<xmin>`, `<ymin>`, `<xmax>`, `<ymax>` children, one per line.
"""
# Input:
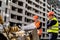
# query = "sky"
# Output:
<box><xmin>59</xmin><ymin>0</ymin><xmax>60</xmax><ymax>1</ymax></box>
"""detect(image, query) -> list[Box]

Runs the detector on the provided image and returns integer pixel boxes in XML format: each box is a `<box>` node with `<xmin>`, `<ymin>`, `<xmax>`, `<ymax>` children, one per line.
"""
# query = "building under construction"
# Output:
<box><xmin>0</xmin><ymin>0</ymin><xmax>60</xmax><ymax>40</ymax></box>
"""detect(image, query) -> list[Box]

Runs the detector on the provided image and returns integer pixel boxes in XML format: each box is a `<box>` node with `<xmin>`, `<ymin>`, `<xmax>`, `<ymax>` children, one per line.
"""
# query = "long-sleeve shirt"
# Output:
<box><xmin>22</xmin><ymin>22</ymin><xmax>42</xmax><ymax>30</ymax></box>
<box><xmin>47</xmin><ymin>20</ymin><xmax>57</xmax><ymax>28</ymax></box>
<box><xmin>22</xmin><ymin>23</ymin><xmax>36</xmax><ymax>30</ymax></box>
<box><xmin>37</xmin><ymin>22</ymin><xmax>42</xmax><ymax>36</ymax></box>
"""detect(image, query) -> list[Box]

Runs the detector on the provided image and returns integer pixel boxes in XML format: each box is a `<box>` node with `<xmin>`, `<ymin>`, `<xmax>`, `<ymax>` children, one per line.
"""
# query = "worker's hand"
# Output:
<box><xmin>47</xmin><ymin>27</ymin><xmax>51</xmax><ymax>29</ymax></box>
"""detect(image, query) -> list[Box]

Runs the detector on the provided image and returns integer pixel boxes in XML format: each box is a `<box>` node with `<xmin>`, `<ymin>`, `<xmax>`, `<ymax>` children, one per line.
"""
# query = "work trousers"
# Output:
<box><xmin>49</xmin><ymin>33</ymin><xmax>58</xmax><ymax>40</ymax></box>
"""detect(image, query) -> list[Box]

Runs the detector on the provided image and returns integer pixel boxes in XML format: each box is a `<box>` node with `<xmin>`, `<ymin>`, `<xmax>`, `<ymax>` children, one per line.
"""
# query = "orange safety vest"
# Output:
<box><xmin>34</xmin><ymin>21</ymin><xmax>42</xmax><ymax>36</ymax></box>
<box><xmin>34</xmin><ymin>21</ymin><xmax>40</xmax><ymax>28</ymax></box>
<box><xmin>37</xmin><ymin>29</ymin><xmax>42</xmax><ymax>36</ymax></box>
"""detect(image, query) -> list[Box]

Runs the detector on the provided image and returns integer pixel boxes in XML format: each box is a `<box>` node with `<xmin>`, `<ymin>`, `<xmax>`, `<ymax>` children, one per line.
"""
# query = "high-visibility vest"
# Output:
<box><xmin>37</xmin><ymin>29</ymin><xmax>42</xmax><ymax>36</ymax></box>
<box><xmin>34</xmin><ymin>21</ymin><xmax>42</xmax><ymax>36</ymax></box>
<box><xmin>47</xmin><ymin>17</ymin><xmax>59</xmax><ymax>33</ymax></box>
<box><xmin>34</xmin><ymin>21</ymin><xmax>40</xmax><ymax>29</ymax></box>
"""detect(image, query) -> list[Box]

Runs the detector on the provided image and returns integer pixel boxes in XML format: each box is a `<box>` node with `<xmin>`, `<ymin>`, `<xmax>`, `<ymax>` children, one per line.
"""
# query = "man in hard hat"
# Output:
<box><xmin>33</xmin><ymin>15</ymin><xmax>42</xmax><ymax>40</ymax></box>
<box><xmin>47</xmin><ymin>11</ymin><xmax>59</xmax><ymax>40</ymax></box>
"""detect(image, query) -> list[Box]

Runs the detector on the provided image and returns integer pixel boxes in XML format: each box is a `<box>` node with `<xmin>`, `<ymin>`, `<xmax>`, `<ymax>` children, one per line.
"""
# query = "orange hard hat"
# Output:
<box><xmin>33</xmin><ymin>15</ymin><xmax>38</xmax><ymax>19</ymax></box>
<box><xmin>48</xmin><ymin>11</ymin><xmax>54</xmax><ymax>16</ymax></box>
<box><xmin>33</xmin><ymin>15</ymin><xmax>38</xmax><ymax>21</ymax></box>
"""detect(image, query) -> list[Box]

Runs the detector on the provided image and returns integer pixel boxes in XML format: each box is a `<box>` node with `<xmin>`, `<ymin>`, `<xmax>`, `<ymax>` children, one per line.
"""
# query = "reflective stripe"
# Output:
<box><xmin>51</xmin><ymin>28</ymin><xmax>59</xmax><ymax>30</ymax></box>
<box><xmin>47</xmin><ymin>29</ymin><xmax>58</xmax><ymax>33</ymax></box>
<box><xmin>47</xmin><ymin>29</ymin><xmax>52</xmax><ymax>32</ymax></box>
<box><xmin>51</xmin><ymin>29</ymin><xmax>59</xmax><ymax>31</ymax></box>
<box><xmin>52</xmin><ymin>31</ymin><xmax>58</xmax><ymax>33</ymax></box>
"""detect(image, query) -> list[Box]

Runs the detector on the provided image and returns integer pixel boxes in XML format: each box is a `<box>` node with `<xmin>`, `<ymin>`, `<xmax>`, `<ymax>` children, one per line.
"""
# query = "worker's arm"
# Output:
<box><xmin>47</xmin><ymin>20</ymin><xmax>57</xmax><ymax>28</ymax></box>
<box><xmin>37</xmin><ymin>22</ymin><xmax>42</xmax><ymax>29</ymax></box>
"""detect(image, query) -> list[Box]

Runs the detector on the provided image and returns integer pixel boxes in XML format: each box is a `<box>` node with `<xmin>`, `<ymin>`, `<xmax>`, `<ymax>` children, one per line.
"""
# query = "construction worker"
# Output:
<box><xmin>33</xmin><ymin>15</ymin><xmax>42</xmax><ymax>40</ymax></box>
<box><xmin>47</xmin><ymin>11</ymin><xmax>59</xmax><ymax>40</ymax></box>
